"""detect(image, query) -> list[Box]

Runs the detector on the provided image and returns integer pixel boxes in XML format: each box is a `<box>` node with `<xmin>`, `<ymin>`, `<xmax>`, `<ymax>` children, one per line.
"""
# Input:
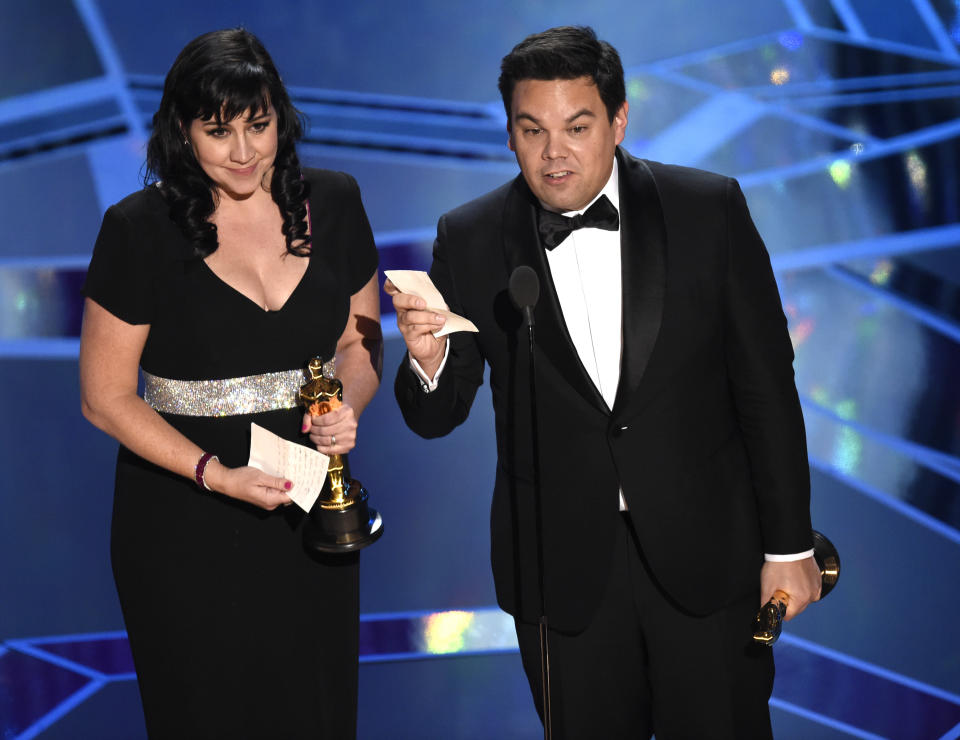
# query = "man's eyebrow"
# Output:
<box><xmin>513</xmin><ymin>109</ymin><xmax>597</xmax><ymax>125</ymax></box>
<box><xmin>565</xmin><ymin>109</ymin><xmax>596</xmax><ymax>123</ymax></box>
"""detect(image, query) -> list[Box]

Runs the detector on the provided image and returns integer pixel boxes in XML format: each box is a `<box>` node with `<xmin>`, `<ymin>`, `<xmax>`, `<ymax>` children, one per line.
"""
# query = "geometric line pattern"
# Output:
<box><xmin>5</xmin><ymin>611</ymin><xmax>960</xmax><ymax>740</ymax></box>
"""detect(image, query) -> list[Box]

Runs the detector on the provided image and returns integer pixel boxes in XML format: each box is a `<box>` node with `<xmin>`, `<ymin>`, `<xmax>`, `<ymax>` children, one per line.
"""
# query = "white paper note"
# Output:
<box><xmin>247</xmin><ymin>423</ymin><xmax>329</xmax><ymax>512</ymax></box>
<box><xmin>384</xmin><ymin>269</ymin><xmax>479</xmax><ymax>338</ymax></box>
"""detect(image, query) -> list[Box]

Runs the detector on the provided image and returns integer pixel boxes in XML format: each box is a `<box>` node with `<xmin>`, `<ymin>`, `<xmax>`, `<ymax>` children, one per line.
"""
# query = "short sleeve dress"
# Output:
<box><xmin>82</xmin><ymin>168</ymin><xmax>378</xmax><ymax>739</ymax></box>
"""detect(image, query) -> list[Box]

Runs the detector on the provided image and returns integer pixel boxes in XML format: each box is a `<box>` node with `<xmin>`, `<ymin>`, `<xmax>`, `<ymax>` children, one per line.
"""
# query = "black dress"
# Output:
<box><xmin>83</xmin><ymin>169</ymin><xmax>378</xmax><ymax>739</ymax></box>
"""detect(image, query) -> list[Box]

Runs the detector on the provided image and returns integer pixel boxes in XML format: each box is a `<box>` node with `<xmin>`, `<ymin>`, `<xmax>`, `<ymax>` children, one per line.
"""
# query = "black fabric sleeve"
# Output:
<box><xmin>722</xmin><ymin>177</ymin><xmax>812</xmax><ymax>555</ymax></box>
<box><xmin>341</xmin><ymin>173</ymin><xmax>378</xmax><ymax>294</ymax></box>
<box><xmin>82</xmin><ymin>204</ymin><xmax>156</xmax><ymax>325</ymax></box>
<box><xmin>394</xmin><ymin>213</ymin><xmax>485</xmax><ymax>439</ymax></box>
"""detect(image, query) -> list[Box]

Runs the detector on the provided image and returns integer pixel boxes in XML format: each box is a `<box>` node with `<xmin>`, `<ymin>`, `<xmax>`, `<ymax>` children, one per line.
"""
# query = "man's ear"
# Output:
<box><xmin>506</xmin><ymin>123</ymin><xmax>515</xmax><ymax>152</ymax></box>
<box><xmin>613</xmin><ymin>102</ymin><xmax>629</xmax><ymax>146</ymax></box>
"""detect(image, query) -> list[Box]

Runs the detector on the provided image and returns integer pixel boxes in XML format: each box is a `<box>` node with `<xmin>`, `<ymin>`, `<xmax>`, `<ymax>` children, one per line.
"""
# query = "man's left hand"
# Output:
<box><xmin>760</xmin><ymin>557</ymin><xmax>821</xmax><ymax>621</ymax></box>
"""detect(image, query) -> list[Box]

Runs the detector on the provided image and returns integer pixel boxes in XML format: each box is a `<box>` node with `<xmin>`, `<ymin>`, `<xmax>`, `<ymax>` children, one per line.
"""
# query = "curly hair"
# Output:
<box><xmin>145</xmin><ymin>28</ymin><xmax>310</xmax><ymax>257</ymax></box>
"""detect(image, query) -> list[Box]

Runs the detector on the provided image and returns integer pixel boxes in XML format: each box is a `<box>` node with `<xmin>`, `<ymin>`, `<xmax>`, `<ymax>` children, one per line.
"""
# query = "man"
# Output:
<box><xmin>386</xmin><ymin>26</ymin><xmax>820</xmax><ymax>738</ymax></box>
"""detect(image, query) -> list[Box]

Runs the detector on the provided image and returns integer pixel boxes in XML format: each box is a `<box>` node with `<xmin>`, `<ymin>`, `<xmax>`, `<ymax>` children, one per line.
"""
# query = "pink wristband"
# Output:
<box><xmin>195</xmin><ymin>452</ymin><xmax>218</xmax><ymax>491</ymax></box>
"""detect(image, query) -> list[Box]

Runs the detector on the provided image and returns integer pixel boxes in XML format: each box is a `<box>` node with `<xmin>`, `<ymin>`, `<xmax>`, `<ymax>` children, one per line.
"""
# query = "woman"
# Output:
<box><xmin>79</xmin><ymin>29</ymin><xmax>381</xmax><ymax>738</ymax></box>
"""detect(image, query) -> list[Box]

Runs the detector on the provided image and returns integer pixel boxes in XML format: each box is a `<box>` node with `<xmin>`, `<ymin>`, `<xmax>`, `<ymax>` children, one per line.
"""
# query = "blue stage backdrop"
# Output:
<box><xmin>2</xmin><ymin>1</ymin><xmax>960</xmax><ymax>738</ymax></box>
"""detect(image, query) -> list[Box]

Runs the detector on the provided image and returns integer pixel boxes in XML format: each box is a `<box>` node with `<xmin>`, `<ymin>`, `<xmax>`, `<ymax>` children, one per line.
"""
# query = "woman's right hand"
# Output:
<box><xmin>203</xmin><ymin>461</ymin><xmax>293</xmax><ymax>510</ymax></box>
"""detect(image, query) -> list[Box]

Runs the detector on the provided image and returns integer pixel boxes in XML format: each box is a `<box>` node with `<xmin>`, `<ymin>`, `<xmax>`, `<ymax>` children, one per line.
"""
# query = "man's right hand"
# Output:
<box><xmin>384</xmin><ymin>278</ymin><xmax>447</xmax><ymax>378</ymax></box>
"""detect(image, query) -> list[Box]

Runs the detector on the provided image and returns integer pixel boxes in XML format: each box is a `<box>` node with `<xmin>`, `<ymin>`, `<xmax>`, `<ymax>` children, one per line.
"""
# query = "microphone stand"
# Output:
<box><xmin>510</xmin><ymin>265</ymin><xmax>552</xmax><ymax>740</ymax></box>
<box><xmin>526</xmin><ymin>303</ymin><xmax>552</xmax><ymax>740</ymax></box>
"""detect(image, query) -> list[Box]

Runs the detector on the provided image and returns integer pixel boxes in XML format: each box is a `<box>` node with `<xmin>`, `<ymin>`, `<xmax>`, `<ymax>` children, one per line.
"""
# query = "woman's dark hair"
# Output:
<box><xmin>498</xmin><ymin>26</ymin><xmax>626</xmax><ymax>124</ymax></box>
<box><xmin>145</xmin><ymin>28</ymin><xmax>310</xmax><ymax>257</ymax></box>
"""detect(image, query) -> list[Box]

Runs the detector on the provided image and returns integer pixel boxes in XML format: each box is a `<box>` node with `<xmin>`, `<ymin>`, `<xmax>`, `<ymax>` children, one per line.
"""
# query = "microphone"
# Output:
<box><xmin>509</xmin><ymin>264</ymin><xmax>552</xmax><ymax>739</ymax></box>
<box><xmin>509</xmin><ymin>265</ymin><xmax>540</xmax><ymax>328</ymax></box>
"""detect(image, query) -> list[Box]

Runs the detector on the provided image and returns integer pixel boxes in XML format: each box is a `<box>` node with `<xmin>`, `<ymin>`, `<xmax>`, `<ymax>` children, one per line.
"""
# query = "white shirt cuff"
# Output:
<box><xmin>764</xmin><ymin>549</ymin><xmax>815</xmax><ymax>562</ymax></box>
<box><xmin>408</xmin><ymin>341</ymin><xmax>450</xmax><ymax>393</ymax></box>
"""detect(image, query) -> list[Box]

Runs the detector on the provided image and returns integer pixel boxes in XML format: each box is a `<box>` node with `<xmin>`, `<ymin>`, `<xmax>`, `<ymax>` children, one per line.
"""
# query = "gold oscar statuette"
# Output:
<box><xmin>752</xmin><ymin>530</ymin><xmax>840</xmax><ymax>646</ymax></box>
<box><xmin>299</xmin><ymin>356</ymin><xmax>383</xmax><ymax>553</ymax></box>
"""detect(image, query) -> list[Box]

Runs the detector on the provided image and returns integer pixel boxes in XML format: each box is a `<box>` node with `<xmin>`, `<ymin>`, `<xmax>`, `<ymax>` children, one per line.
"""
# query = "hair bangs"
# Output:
<box><xmin>189</xmin><ymin>63</ymin><xmax>272</xmax><ymax>124</ymax></box>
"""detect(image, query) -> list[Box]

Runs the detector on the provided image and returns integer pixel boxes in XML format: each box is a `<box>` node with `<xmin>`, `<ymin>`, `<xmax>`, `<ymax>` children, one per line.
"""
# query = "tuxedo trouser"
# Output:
<box><xmin>515</xmin><ymin>513</ymin><xmax>774</xmax><ymax>740</ymax></box>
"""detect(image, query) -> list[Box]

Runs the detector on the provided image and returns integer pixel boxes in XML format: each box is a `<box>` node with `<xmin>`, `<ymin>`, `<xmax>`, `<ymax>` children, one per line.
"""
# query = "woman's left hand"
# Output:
<box><xmin>302</xmin><ymin>404</ymin><xmax>358</xmax><ymax>455</ymax></box>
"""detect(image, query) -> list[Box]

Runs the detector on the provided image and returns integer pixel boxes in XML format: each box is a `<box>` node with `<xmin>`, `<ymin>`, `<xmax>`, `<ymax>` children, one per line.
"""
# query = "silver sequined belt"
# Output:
<box><xmin>142</xmin><ymin>368</ymin><xmax>307</xmax><ymax>417</ymax></box>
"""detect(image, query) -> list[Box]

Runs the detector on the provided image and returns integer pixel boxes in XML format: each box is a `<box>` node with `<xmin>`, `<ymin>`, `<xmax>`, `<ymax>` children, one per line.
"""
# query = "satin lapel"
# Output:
<box><xmin>502</xmin><ymin>177</ymin><xmax>608</xmax><ymax>413</ymax></box>
<box><xmin>613</xmin><ymin>151</ymin><xmax>667</xmax><ymax>414</ymax></box>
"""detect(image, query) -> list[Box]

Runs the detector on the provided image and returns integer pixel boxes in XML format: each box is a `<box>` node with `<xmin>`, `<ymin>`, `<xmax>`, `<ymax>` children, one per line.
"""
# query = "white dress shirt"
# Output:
<box><xmin>543</xmin><ymin>162</ymin><xmax>626</xmax><ymax>510</ymax></box>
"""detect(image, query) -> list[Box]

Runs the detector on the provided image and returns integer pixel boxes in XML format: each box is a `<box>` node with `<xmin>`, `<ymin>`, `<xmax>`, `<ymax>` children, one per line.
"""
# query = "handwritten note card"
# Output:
<box><xmin>248</xmin><ymin>423</ymin><xmax>329</xmax><ymax>512</ymax></box>
<box><xmin>384</xmin><ymin>270</ymin><xmax>479</xmax><ymax>338</ymax></box>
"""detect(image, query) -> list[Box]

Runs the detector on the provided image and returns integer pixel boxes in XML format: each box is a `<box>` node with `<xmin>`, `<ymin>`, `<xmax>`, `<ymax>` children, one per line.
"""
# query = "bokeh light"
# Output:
<box><xmin>833</xmin><ymin>426</ymin><xmax>863</xmax><ymax>474</ymax></box>
<box><xmin>770</xmin><ymin>66</ymin><xmax>790</xmax><ymax>85</ymax></box>
<box><xmin>869</xmin><ymin>259</ymin><xmax>894</xmax><ymax>286</ymax></box>
<box><xmin>777</xmin><ymin>31</ymin><xmax>803</xmax><ymax>51</ymax></box>
<box><xmin>829</xmin><ymin>159</ymin><xmax>853</xmax><ymax>188</ymax></box>
<box><xmin>627</xmin><ymin>78</ymin><xmax>651</xmax><ymax>102</ymax></box>
<box><xmin>905</xmin><ymin>151</ymin><xmax>928</xmax><ymax>196</ymax></box>
<box><xmin>421</xmin><ymin>610</ymin><xmax>475</xmax><ymax>654</ymax></box>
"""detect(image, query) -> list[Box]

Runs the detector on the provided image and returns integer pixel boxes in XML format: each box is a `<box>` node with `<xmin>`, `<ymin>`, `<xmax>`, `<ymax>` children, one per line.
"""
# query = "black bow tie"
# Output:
<box><xmin>537</xmin><ymin>194</ymin><xmax>620</xmax><ymax>250</ymax></box>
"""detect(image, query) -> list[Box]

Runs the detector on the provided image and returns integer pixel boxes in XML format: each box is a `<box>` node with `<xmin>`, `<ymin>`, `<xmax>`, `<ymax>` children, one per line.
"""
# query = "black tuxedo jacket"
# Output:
<box><xmin>395</xmin><ymin>148</ymin><xmax>812</xmax><ymax>633</ymax></box>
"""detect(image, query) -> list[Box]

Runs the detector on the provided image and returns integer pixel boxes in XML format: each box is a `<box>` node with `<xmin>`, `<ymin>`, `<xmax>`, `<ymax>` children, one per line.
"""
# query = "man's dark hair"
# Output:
<box><xmin>498</xmin><ymin>26</ymin><xmax>626</xmax><ymax>124</ymax></box>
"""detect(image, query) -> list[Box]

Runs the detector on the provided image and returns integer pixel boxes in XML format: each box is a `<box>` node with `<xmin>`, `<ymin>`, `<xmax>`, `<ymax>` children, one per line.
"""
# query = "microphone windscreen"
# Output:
<box><xmin>509</xmin><ymin>265</ymin><xmax>540</xmax><ymax>310</ymax></box>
